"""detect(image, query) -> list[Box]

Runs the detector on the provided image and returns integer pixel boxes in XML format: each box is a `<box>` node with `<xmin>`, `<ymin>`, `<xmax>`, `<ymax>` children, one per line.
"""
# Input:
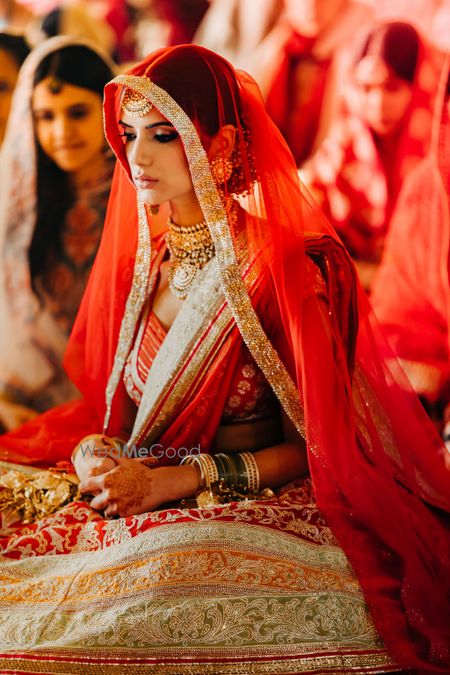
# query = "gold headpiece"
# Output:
<box><xmin>122</xmin><ymin>88</ymin><xmax>153</xmax><ymax>117</ymax></box>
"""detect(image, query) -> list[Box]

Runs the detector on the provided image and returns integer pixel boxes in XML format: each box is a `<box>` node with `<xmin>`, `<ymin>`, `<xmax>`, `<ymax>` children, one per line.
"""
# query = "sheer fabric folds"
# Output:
<box><xmin>0</xmin><ymin>45</ymin><xmax>449</xmax><ymax>671</ymax></box>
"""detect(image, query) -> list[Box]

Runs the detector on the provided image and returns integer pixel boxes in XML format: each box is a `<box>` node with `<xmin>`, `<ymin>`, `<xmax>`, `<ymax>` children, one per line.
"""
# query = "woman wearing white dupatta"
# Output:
<box><xmin>0</xmin><ymin>36</ymin><xmax>114</xmax><ymax>431</ymax></box>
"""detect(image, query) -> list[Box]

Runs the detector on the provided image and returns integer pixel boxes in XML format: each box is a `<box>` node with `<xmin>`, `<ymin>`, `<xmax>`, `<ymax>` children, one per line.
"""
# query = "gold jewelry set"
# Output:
<box><xmin>166</xmin><ymin>216</ymin><xmax>215</xmax><ymax>299</ymax></box>
<box><xmin>121</xmin><ymin>87</ymin><xmax>235</xmax><ymax>300</ymax></box>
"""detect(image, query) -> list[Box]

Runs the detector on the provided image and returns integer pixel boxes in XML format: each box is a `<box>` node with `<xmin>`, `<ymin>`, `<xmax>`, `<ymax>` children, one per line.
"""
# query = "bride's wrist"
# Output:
<box><xmin>161</xmin><ymin>464</ymin><xmax>201</xmax><ymax>502</ymax></box>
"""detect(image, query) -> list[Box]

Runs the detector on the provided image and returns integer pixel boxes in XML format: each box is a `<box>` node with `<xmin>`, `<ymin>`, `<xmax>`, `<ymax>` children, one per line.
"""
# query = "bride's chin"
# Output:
<box><xmin>137</xmin><ymin>187</ymin><xmax>160</xmax><ymax>203</ymax></box>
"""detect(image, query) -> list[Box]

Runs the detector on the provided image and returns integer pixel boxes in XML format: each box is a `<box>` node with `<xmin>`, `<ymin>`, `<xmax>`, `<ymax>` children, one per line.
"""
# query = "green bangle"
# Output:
<box><xmin>213</xmin><ymin>452</ymin><xmax>252</xmax><ymax>491</ymax></box>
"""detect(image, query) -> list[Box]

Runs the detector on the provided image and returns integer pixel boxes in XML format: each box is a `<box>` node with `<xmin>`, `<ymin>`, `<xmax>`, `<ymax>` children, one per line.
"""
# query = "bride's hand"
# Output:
<box><xmin>79</xmin><ymin>458</ymin><xmax>200</xmax><ymax>517</ymax></box>
<box><xmin>72</xmin><ymin>435</ymin><xmax>118</xmax><ymax>484</ymax></box>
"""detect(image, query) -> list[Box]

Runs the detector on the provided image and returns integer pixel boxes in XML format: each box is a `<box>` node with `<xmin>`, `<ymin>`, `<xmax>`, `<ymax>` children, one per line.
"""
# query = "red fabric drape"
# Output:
<box><xmin>0</xmin><ymin>45</ymin><xmax>448</xmax><ymax>671</ymax></box>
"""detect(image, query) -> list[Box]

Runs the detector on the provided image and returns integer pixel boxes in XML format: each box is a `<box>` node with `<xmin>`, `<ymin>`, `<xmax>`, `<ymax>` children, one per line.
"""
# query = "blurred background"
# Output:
<box><xmin>0</xmin><ymin>0</ymin><xmax>449</xmax><ymax>435</ymax></box>
<box><xmin>1</xmin><ymin>0</ymin><xmax>448</xmax><ymax>64</ymax></box>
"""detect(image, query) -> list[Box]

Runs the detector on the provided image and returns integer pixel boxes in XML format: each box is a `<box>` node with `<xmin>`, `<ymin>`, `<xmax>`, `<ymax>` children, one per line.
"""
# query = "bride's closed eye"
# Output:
<box><xmin>154</xmin><ymin>130</ymin><xmax>179</xmax><ymax>144</ymax></box>
<box><xmin>118</xmin><ymin>129</ymin><xmax>179</xmax><ymax>144</ymax></box>
<box><xmin>118</xmin><ymin>130</ymin><xmax>136</xmax><ymax>142</ymax></box>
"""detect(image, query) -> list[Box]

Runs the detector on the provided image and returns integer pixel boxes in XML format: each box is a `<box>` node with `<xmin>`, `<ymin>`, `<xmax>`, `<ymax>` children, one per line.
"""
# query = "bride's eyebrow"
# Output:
<box><xmin>119</xmin><ymin>120</ymin><xmax>175</xmax><ymax>130</ymax></box>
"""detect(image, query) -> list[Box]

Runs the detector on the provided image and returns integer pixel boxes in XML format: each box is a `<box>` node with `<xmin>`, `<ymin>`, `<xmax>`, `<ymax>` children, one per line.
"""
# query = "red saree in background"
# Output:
<box><xmin>301</xmin><ymin>25</ymin><xmax>442</xmax><ymax>263</ymax></box>
<box><xmin>371</xmin><ymin>69</ymin><xmax>450</xmax><ymax>417</ymax></box>
<box><xmin>263</xmin><ymin>1</ymin><xmax>373</xmax><ymax>165</ymax></box>
<box><xmin>0</xmin><ymin>45</ymin><xmax>449</xmax><ymax>673</ymax></box>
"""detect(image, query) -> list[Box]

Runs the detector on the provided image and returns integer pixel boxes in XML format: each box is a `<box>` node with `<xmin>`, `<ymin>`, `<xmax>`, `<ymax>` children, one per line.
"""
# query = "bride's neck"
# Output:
<box><xmin>168</xmin><ymin>193</ymin><xmax>204</xmax><ymax>227</ymax></box>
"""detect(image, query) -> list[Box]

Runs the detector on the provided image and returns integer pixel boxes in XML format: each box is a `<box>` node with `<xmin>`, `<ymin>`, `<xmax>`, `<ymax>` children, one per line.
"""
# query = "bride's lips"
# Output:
<box><xmin>134</xmin><ymin>175</ymin><xmax>159</xmax><ymax>189</ymax></box>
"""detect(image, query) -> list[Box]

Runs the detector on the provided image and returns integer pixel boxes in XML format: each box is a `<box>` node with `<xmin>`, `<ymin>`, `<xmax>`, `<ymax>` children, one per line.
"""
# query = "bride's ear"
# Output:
<box><xmin>207</xmin><ymin>125</ymin><xmax>236</xmax><ymax>160</ymax></box>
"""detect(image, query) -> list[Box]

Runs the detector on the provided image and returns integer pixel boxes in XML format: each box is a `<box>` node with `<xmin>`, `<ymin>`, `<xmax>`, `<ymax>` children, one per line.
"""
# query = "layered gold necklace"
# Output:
<box><xmin>166</xmin><ymin>216</ymin><xmax>215</xmax><ymax>299</ymax></box>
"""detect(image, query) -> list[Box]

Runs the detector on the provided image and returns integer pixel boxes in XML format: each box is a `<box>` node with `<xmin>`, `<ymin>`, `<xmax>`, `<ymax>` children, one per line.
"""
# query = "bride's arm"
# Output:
<box><xmin>253</xmin><ymin>413</ymin><xmax>308</xmax><ymax>488</ymax></box>
<box><xmin>78</xmin><ymin>294</ymin><xmax>338</xmax><ymax>517</ymax></box>
<box><xmin>78</xmin><ymin>426</ymin><xmax>307</xmax><ymax>518</ymax></box>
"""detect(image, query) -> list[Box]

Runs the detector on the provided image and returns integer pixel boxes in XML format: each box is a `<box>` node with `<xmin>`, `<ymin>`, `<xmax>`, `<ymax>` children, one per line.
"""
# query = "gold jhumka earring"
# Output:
<box><xmin>210</xmin><ymin>156</ymin><xmax>233</xmax><ymax>184</ymax></box>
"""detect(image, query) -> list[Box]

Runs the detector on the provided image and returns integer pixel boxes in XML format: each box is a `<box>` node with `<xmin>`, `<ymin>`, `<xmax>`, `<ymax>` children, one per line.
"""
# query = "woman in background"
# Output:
<box><xmin>39</xmin><ymin>4</ymin><xmax>115</xmax><ymax>59</ymax></box>
<box><xmin>371</xmin><ymin>65</ymin><xmax>450</xmax><ymax>433</ymax></box>
<box><xmin>302</xmin><ymin>22</ymin><xmax>439</xmax><ymax>289</ymax></box>
<box><xmin>256</xmin><ymin>0</ymin><xmax>373</xmax><ymax>165</ymax></box>
<box><xmin>0</xmin><ymin>37</ymin><xmax>114</xmax><ymax>431</ymax></box>
<box><xmin>0</xmin><ymin>31</ymin><xmax>29</xmax><ymax>144</ymax></box>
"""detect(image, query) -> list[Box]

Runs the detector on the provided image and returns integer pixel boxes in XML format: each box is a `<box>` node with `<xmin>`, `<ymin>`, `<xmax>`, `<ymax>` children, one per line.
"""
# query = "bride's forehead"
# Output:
<box><xmin>120</xmin><ymin>105</ymin><xmax>171</xmax><ymax>127</ymax></box>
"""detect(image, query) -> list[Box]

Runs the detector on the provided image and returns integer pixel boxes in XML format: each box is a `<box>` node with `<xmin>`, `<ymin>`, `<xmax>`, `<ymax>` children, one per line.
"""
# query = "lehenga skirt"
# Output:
<box><xmin>0</xmin><ymin>466</ymin><xmax>401</xmax><ymax>675</ymax></box>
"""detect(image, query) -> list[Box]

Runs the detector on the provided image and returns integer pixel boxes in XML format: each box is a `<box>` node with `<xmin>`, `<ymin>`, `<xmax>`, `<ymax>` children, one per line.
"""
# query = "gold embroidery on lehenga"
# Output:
<box><xmin>0</xmin><ymin>509</ymin><xmax>397</xmax><ymax>672</ymax></box>
<box><xmin>0</xmin><ymin>653</ymin><xmax>399</xmax><ymax>674</ymax></box>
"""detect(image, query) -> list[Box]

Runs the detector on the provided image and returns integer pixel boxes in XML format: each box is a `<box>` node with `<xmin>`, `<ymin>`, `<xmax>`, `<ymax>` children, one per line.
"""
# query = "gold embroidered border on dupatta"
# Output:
<box><xmin>107</xmin><ymin>74</ymin><xmax>306</xmax><ymax>441</ymax></box>
<box><xmin>131</xmin><ymin>251</ymin><xmax>263</xmax><ymax>446</ymax></box>
<box><xmin>352</xmin><ymin>365</ymin><xmax>446</xmax><ymax>506</ymax></box>
<box><xmin>131</xmin><ymin>255</ymin><xmax>230</xmax><ymax>445</ymax></box>
<box><xmin>104</xmin><ymin>198</ymin><xmax>151</xmax><ymax>431</ymax></box>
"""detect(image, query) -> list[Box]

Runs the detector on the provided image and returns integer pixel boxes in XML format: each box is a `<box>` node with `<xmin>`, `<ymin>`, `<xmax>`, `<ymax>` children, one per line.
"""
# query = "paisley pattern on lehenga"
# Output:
<box><xmin>0</xmin><ymin>473</ymin><xmax>399</xmax><ymax>674</ymax></box>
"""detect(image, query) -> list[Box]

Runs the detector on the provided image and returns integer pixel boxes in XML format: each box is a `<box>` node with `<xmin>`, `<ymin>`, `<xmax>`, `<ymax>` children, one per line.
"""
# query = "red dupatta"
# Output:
<box><xmin>0</xmin><ymin>45</ymin><xmax>449</xmax><ymax>671</ymax></box>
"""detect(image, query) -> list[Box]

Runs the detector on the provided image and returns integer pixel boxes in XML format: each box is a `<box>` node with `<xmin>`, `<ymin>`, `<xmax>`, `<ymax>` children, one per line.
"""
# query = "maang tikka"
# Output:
<box><xmin>121</xmin><ymin>87</ymin><xmax>153</xmax><ymax>117</ymax></box>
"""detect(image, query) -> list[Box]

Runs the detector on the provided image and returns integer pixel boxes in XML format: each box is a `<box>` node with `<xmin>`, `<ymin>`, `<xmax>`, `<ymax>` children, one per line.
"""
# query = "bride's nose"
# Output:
<box><xmin>128</xmin><ymin>133</ymin><xmax>152</xmax><ymax>167</ymax></box>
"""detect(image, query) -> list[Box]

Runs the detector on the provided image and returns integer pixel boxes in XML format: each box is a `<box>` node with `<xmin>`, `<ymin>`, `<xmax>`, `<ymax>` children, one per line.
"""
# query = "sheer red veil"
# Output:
<box><xmin>3</xmin><ymin>45</ymin><xmax>449</xmax><ymax>669</ymax></box>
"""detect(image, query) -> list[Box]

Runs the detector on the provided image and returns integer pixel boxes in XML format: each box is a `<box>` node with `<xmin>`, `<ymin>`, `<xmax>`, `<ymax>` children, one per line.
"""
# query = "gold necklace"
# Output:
<box><xmin>166</xmin><ymin>216</ymin><xmax>215</xmax><ymax>299</ymax></box>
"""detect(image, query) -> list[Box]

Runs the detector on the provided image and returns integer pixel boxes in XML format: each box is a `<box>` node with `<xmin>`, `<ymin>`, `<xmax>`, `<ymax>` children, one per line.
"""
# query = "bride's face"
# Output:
<box><xmin>120</xmin><ymin>106</ymin><xmax>196</xmax><ymax>207</ymax></box>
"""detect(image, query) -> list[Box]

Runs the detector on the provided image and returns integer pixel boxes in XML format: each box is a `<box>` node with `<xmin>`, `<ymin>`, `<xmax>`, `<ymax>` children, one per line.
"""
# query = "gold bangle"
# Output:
<box><xmin>240</xmin><ymin>452</ymin><xmax>260</xmax><ymax>492</ymax></box>
<box><xmin>180</xmin><ymin>454</ymin><xmax>219</xmax><ymax>488</ymax></box>
<box><xmin>199</xmin><ymin>454</ymin><xmax>219</xmax><ymax>486</ymax></box>
<box><xmin>180</xmin><ymin>455</ymin><xmax>206</xmax><ymax>488</ymax></box>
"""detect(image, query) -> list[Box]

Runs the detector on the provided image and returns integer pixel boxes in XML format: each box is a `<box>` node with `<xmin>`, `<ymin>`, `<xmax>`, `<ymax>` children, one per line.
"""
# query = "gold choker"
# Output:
<box><xmin>166</xmin><ymin>217</ymin><xmax>215</xmax><ymax>299</ymax></box>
